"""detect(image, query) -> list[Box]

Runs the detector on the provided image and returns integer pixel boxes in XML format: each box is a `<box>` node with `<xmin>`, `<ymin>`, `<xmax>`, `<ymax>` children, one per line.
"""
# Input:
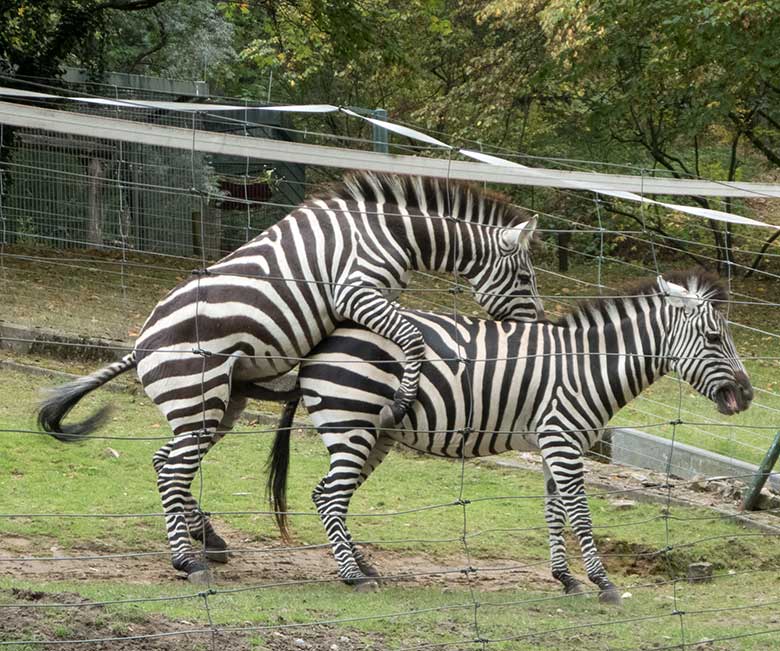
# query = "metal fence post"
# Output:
<box><xmin>372</xmin><ymin>108</ymin><xmax>389</xmax><ymax>154</ymax></box>
<box><xmin>742</xmin><ymin>431</ymin><xmax>780</xmax><ymax>511</ymax></box>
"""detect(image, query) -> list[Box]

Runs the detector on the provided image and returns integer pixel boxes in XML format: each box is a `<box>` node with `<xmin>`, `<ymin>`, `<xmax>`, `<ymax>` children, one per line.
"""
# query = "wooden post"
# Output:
<box><xmin>87</xmin><ymin>157</ymin><xmax>104</xmax><ymax>246</ymax></box>
<box><xmin>742</xmin><ymin>432</ymin><xmax>780</xmax><ymax>511</ymax></box>
<box><xmin>191</xmin><ymin>210</ymin><xmax>202</xmax><ymax>259</ymax></box>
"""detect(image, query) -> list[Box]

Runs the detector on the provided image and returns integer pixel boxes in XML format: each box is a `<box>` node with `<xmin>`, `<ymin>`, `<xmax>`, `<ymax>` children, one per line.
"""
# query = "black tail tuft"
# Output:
<box><xmin>266</xmin><ymin>398</ymin><xmax>299</xmax><ymax>543</ymax></box>
<box><xmin>37</xmin><ymin>378</ymin><xmax>112</xmax><ymax>442</ymax></box>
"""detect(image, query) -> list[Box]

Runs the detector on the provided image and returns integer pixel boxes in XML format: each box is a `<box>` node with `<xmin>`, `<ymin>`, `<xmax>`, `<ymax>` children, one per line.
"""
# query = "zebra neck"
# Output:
<box><xmin>405</xmin><ymin>213</ymin><xmax>470</xmax><ymax>273</ymax></box>
<box><xmin>571</xmin><ymin>296</ymin><xmax>668</xmax><ymax>416</ymax></box>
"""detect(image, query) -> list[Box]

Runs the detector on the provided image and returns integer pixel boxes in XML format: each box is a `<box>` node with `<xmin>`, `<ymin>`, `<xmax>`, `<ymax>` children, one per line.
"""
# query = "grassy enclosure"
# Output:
<box><xmin>1</xmin><ymin>243</ymin><xmax>780</xmax><ymax>649</ymax></box>
<box><xmin>2</xmin><ymin>2</ymin><xmax>780</xmax><ymax>647</ymax></box>
<box><xmin>2</xmin><ymin>367</ymin><xmax>780</xmax><ymax>650</ymax></box>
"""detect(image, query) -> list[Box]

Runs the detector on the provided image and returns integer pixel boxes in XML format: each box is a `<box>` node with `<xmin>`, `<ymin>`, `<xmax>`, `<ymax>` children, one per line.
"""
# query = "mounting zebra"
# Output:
<box><xmin>37</xmin><ymin>171</ymin><xmax>545</xmax><ymax>580</ymax></box>
<box><xmin>269</xmin><ymin>271</ymin><xmax>752</xmax><ymax>604</ymax></box>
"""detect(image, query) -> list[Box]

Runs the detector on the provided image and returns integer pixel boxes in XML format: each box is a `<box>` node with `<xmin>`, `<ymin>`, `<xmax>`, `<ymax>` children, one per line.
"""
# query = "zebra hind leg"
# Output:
<box><xmin>153</xmin><ymin>395</ymin><xmax>247</xmax><ymax>568</ymax></box>
<box><xmin>153</xmin><ymin>439</ymin><xmax>230</xmax><ymax>565</ymax></box>
<box><xmin>190</xmin><ymin>394</ymin><xmax>248</xmax><ymax>563</ymax></box>
<box><xmin>348</xmin><ymin>435</ymin><xmax>395</xmax><ymax>582</ymax></box>
<box><xmin>541</xmin><ymin>442</ymin><xmax>622</xmax><ymax>606</ymax></box>
<box><xmin>312</xmin><ymin>429</ymin><xmax>383</xmax><ymax>591</ymax></box>
<box><xmin>154</xmin><ymin>431</ymin><xmax>213</xmax><ymax>581</ymax></box>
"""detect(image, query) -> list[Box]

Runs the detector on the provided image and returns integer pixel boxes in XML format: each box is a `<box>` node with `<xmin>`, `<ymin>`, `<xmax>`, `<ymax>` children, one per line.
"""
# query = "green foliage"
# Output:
<box><xmin>538</xmin><ymin>0</ymin><xmax>780</xmax><ymax>171</ymax></box>
<box><xmin>0</xmin><ymin>1</ymin><xmax>168</xmax><ymax>79</ymax></box>
<box><xmin>98</xmin><ymin>0</ymin><xmax>236</xmax><ymax>79</ymax></box>
<box><xmin>3</xmin><ymin>1</ymin><xmax>780</xmax><ymax>270</ymax></box>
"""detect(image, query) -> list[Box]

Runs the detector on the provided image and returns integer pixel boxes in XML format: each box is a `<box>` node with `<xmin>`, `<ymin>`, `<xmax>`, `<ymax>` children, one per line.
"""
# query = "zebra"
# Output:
<box><xmin>268</xmin><ymin>271</ymin><xmax>752</xmax><ymax>604</ymax></box>
<box><xmin>37</xmin><ymin>171</ymin><xmax>545</xmax><ymax>581</ymax></box>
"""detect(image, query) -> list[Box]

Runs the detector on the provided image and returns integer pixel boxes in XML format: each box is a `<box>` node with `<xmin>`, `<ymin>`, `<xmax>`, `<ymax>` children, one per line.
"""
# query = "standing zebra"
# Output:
<box><xmin>269</xmin><ymin>271</ymin><xmax>752</xmax><ymax>604</ymax></box>
<box><xmin>37</xmin><ymin>172</ymin><xmax>544</xmax><ymax>581</ymax></box>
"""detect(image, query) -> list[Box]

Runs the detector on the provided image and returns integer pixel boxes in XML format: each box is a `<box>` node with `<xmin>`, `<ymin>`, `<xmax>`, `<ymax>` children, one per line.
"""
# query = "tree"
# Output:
<box><xmin>93</xmin><ymin>0</ymin><xmax>235</xmax><ymax>80</ymax></box>
<box><xmin>0</xmin><ymin>1</ymin><xmax>170</xmax><ymax>83</ymax></box>
<box><xmin>536</xmin><ymin>0</ymin><xmax>780</xmax><ymax>270</ymax></box>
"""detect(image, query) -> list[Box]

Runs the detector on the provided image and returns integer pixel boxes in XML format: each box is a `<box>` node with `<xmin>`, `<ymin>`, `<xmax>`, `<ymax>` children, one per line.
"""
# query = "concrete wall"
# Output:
<box><xmin>600</xmin><ymin>427</ymin><xmax>780</xmax><ymax>492</ymax></box>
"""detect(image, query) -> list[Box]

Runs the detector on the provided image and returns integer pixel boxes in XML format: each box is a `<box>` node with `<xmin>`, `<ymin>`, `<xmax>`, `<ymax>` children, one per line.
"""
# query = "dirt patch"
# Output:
<box><xmin>594</xmin><ymin>538</ymin><xmax>667</xmax><ymax>578</ymax></box>
<box><xmin>0</xmin><ymin>526</ymin><xmax>557</xmax><ymax>593</ymax></box>
<box><xmin>2</xmin><ymin>587</ymin><xmax>239</xmax><ymax>650</ymax></box>
<box><xmin>1</xmin><ymin>588</ymin><xmax>387</xmax><ymax>650</ymax></box>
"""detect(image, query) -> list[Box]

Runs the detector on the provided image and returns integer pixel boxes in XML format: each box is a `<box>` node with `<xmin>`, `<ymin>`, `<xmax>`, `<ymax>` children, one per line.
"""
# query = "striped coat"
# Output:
<box><xmin>38</xmin><ymin>172</ymin><xmax>543</xmax><ymax>580</ymax></box>
<box><xmin>271</xmin><ymin>272</ymin><xmax>752</xmax><ymax>602</ymax></box>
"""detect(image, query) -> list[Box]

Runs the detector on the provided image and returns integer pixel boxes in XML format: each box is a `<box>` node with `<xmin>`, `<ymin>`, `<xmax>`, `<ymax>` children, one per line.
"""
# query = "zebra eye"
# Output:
<box><xmin>706</xmin><ymin>331</ymin><xmax>722</xmax><ymax>345</ymax></box>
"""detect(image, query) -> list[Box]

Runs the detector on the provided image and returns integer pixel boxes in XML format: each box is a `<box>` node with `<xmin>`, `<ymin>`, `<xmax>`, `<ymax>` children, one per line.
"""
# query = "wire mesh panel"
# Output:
<box><xmin>0</xmin><ymin>87</ymin><xmax>780</xmax><ymax>651</ymax></box>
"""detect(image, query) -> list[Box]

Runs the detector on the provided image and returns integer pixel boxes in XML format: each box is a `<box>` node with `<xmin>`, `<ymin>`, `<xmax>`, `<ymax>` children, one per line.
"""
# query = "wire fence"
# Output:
<box><xmin>1</xmin><ymin>84</ymin><xmax>780</xmax><ymax>650</ymax></box>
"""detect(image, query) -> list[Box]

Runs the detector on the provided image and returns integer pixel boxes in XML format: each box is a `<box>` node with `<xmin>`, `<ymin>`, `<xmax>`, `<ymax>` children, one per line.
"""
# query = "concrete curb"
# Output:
<box><xmin>601</xmin><ymin>427</ymin><xmax>780</xmax><ymax>493</ymax></box>
<box><xmin>486</xmin><ymin>457</ymin><xmax>780</xmax><ymax>535</ymax></box>
<box><xmin>0</xmin><ymin>321</ymin><xmax>127</xmax><ymax>363</ymax></box>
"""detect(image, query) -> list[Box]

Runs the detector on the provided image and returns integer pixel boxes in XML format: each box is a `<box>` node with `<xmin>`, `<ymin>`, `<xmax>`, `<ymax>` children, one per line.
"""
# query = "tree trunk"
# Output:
<box><xmin>202</xmin><ymin>201</ymin><xmax>222</xmax><ymax>261</ymax></box>
<box><xmin>191</xmin><ymin>210</ymin><xmax>202</xmax><ymax>259</ymax></box>
<box><xmin>557</xmin><ymin>230</ymin><xmax>571</xmax><ymax>273</ymax></box>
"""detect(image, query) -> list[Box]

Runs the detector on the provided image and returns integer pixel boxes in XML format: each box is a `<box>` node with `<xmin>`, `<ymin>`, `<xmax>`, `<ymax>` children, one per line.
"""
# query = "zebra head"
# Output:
<box><xmin>659</xmin><ymin>274</ymin><xmax>753</xmax><ymax>416</ymax></box>
<box><xmin>467</xmin><ymin>215</ymin><xmax>545</xmax><ymax>321</ymax></box>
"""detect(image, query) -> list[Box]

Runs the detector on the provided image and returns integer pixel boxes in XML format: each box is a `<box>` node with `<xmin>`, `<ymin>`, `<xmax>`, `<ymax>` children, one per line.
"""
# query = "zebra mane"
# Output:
<box><xmin>318</xmin><ymin>171</ymin><xmax>531</xmax><ymax>227</ymax></box>
<box><xmin>558</xmin><ymin>270</ymin><xmax>728</xmax><ymax>326</ymax></box>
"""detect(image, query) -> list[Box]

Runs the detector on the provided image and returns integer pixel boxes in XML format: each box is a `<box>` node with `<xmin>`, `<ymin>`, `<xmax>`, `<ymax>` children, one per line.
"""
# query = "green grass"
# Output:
<box><xmin>4</xmin><ymin>574</ymin><xmax>780</xmax><ymax>650</ymax></box>
<box><xmin>2</xmin><ymin>367</ymin><xmax>780</xmax><ymax>649</ymax></box>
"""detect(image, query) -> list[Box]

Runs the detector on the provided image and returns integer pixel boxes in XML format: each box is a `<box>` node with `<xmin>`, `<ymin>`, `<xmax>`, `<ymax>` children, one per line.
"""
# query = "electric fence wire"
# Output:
<box><xmin>0</xmin><ymin>99</ymin><xmax>779</xmax><ymax>649</ymax></box>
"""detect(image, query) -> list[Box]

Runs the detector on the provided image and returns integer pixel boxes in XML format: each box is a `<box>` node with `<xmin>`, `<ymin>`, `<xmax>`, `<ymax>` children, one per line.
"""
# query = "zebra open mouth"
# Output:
<box><xmin>714</xmin><ymin>384</ymin><xmax>749</xmax><ymax>415</ymax></box>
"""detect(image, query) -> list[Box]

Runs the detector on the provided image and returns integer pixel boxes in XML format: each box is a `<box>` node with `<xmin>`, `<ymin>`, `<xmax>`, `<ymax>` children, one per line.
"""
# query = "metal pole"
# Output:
<box><xmin>372</xmin><ymin>108</ymin><xmax>389</xmax><ymax>154</ymax></box>
<box><xmin>742</xmin><ymin>431</ymin><xmax>780</xmax><ymax>511</ymax></box>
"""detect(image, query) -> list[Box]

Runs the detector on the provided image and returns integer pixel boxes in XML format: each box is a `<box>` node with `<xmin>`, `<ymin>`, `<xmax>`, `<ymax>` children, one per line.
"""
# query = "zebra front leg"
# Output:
<box><xmin>540</xmin><ymin>439</ymin><xmax>622</xmax><ymax>606</ymax></box>
<box><xmin>312</xmin><ymin>429</ymin><xmax>381</xmax><ymax>591</ymax></box>
<box><xmin>542</xmin><ymin>462</ymin><xmax>585</xmax><ymax>597</ymax></box>
<box><xmin>333</xmin><ymin>285</ymin><xmax>425</xmax><ymax>428</ymax></box>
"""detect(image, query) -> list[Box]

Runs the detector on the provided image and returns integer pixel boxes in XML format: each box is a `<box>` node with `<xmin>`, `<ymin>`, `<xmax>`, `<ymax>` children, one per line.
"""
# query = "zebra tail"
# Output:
<box><xmin>266</xmin><ymin>397</ymin><xmax>299</xmax><ymax>543</ymax></box>
<box><xmin>37</xmin><ymin>352</ymin><xmax>137</xmax><ymax>442</ymax></box>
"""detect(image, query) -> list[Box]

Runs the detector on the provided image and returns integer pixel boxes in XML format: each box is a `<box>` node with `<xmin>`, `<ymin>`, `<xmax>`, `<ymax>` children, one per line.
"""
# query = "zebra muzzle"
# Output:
<box><xmin>714</xmin><ymin>379</ymin><xmax>752</xmax><ymax>415</ymax></box>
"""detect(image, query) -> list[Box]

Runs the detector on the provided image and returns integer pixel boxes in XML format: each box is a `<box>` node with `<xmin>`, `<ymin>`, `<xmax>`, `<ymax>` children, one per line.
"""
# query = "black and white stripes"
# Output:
<box><xmin>37</xmin><ymin>171</ymin><xmax>543</xmax><ymax>580</ymax></box>
<box><xmin>272</xmin><ymin>271</ymin><xmax>752</xmax><ymax>600</ymax></box>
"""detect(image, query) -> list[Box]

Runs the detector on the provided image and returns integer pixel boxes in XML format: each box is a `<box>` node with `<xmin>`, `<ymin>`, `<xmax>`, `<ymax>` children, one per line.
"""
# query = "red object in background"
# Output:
<box><xmin>217</xmin><ymin>180</ymin><xmax>272</xmax><ymax>210</ymax></box>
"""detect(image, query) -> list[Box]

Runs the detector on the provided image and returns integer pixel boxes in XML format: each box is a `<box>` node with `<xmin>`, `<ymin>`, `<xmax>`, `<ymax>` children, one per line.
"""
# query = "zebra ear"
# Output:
<box><xmin>658</xmin><ymin>276</ymin><xmax>700</xmax><ymax>312</ymax></box>
<box><xmin>500</xmin><ymin>214</ymin><xmax>537</xmax><ymax>252</ymax></box>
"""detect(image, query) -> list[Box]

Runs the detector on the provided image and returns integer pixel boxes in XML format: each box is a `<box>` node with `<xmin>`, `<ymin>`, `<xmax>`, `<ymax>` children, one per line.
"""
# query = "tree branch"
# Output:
<box><xmin>602</xmin><ymin>202</ymin><xmax>709</xmax><ymax>268</ymax></box>
<box><xmin>94</xmin><ymin>0</ymin><xmax>167</xmax><ymax>11</ymax></box>
<box><xmin>127</xmin><ymin>13</ymin><xmax>168</xmax><ymax>72</ymax></box>
<box><xmin>744</xmin><ymin>230</ymin><xmax>780</xmax><ymax>278</ymax></box>
<box><xmin>731</xmin><ymin>112</ymin><xmax>780</xmax><ymax>167</ymax></box>
<box><xmin>757</xmin><ymin>109</ymin><xmax>780</xmax><ymax>132</ymax></box>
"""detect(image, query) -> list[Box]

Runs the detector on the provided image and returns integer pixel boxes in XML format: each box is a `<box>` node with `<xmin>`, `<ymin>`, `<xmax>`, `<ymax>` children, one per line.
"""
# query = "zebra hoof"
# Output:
<box><xmin>598</xmin><ymin>587</ymin><xmax>623</xmax><ymax>606</ymax></box>
<box><xmin>205</xmin><ymin>548</ymin><xmax>230</xmax><ymax>564</ymax></box>
<box><xmin>353</xmin><ymin>579</ymin><xmax>380</xmax><ymax>593</ymax></box>
<box><xmin>378</xmin><ymin>404</ymin><xmax>404</xmax><ymax>431</ymax></box>
<box><xmin>358</xmin><ymin>562</ymin><xmax>381</xmax><ymax>579</ymax></box>
<box><xmin>187</xmin><ymin>569</ymin><xmax>213</xmax><ymax>585</ymax></box>
<box><xmin>564</xmin><ymin>581</ymin><xmax>586</xmax><ymax>597</ymax></box>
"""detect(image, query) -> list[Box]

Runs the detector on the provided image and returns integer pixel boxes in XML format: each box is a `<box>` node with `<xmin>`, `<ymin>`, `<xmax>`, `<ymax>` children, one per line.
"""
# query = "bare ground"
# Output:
<box><xmin>0</xmin><ymin>524</ymin><xmax>557</xmax><ymax>592</ymax></box>
<box><xmin>0</xmin><ymin>530</ymin><xmax>553</xmax><ymax>650</ymax></box>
